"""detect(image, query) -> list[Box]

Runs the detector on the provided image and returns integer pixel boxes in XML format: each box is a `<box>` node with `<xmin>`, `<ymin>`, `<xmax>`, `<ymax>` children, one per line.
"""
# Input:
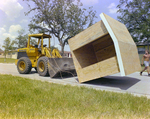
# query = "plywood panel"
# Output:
<box><xmin>100</xmin><ymin>13</ymin><xmax>141</xmax><ymax>76</ymax></box>
<box><xmin>73</xmin><ymin>43</ymin><xmax>97</xmax><ymax>68</ymax></box>
<box><xmin>92</xmin><ymin>34</ymin><xmax>113</xmax><ymax>52</ymax></box>
<box><xmin>68</xmin><ymin>20</ymin><xmax>108</xmax><ymax>51</ymax></box>
<box><xmin>101</xmin><ymin>14</ymin><xmax>135</xmax><ymax>44</ymax></box>
<box><xmin>77</xmin><ymin>56</ymin><xmax>119</xmax><ymax>83</ymax></box>
<box><xmin>118</xmin><ymin>41</ymin><xmax>141</xmax><ymax>74</ymax></box>
<box><xmin>95</xmin><ymin>45</ymin><xmax>116</xmax><ymax>62</ymax></box>
<box><xmin>70</xmin><ymin>51</ymin><xmax>81</xmax><ymax>71</ymax></box>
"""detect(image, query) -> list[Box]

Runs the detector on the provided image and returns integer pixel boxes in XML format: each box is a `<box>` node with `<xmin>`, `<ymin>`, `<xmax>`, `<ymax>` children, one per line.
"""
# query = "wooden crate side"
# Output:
<box><xmin>68</xmin><ymin>20</ymin><xmax>108</xmax><ymax>51</ymax></box>
<box><xmin>95</xmin><ymin>45</ymin><xmax>116</xmax><ymax>62</ymax></box>
<box><xmin>100</xmin><ymin>13</ymin><xmax>141</xmax><ymax>76</ymax></box>
<box><xmin>101</xmin><ymin>14</ymin><xmax>135</xmax><ymax>44</ymax></box>
<box><xmin>92</xmin><ymin>33</ymin><xmax>113</xmax><ymax>52</ymax></box>
<box><xmin>71</xmin><ymin>31</ymin><xmax>118</xmax><ymax>81</ymax></box>
<box><xmin>77</xmin><ymin>56</ymin><xmax>119</xmax><ymax>83</ymax></box>
<box><xmin>118</xmin><ymin>41</ymin><xmax>141</xmax><ymax>75</ymax></box>
<box><xmin>71</xmin><ymin>52</ymin><xmax>81</xmax><ymax>71</ymax></box>
<box><xmin>73</xmin><ymin>43</ymin><xmax>97</xmax><ymax>68</ymax></box>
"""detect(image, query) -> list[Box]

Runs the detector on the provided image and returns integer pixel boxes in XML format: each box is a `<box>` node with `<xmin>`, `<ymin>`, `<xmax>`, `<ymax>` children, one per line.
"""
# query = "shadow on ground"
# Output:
<box><xmin>30</xmin><ymin>71</ymin><xmax>37</xmax><ymax>74</ymax></box>
<box><xmin>30</xmin><ymin>69</ymin><xmax>140</xmax><ymax>90</ymax></box>
<box><xmin>30</xmin><ymin>70</ymin><xmax>77</xmax><ymax>78</ymax></box>
<box><xmin>82</xmin><ymin>76</ymin><xmax>140</xmax><ymax>90</ymax></box>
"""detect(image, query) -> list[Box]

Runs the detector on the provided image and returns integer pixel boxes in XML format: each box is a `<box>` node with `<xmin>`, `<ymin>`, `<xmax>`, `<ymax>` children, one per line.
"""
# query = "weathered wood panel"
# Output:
<box><xmin>100</xmin><ymin>13</ymin><xmax>141</xmax><ymax>75</ymax></box>
<box><xmin>92</xmin><ymin>33</ymin><xmax>113</xmax><ymax>52</ymax></box>
<box><xmin>73</xmin><ymin>43</ymin><xmax>97</xmax><ymax>68</ymax></box>
<box><xmin>95</xmin><ymin>45</ymin><xmax>116</xmax><ymax>62</ymax></box>
<box><xmin>119</xmin><ymin>42</ymin><xmax>141</xmax><ymax>75</ymax></box>
<box><xmin>77</xmin><ymin>56</ymin><xmax>119</xmax><ymax>83</ymax></box>
<box><xmin>68</xmin><ymin>20</ymin><xmax>108</xmax><ymax>51</ymax></box>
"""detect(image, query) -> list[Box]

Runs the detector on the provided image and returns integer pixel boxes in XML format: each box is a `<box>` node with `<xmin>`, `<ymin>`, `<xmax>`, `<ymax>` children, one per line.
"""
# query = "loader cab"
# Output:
<box><xmin>27</xmin><ymin>33</ymin><xmax>51</xmax><ymax>49</ymax></box>
<box><xmin>16</xmin><ymin>33</ymin><xmax>52</xmax><ymax>67</ymax></box>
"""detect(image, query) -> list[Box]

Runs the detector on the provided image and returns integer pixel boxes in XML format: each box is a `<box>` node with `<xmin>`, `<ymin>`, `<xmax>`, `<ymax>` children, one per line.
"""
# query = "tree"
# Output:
<box><xmin>2</xmin><ymin>37</ymin><xmax>14</xmax><ymax>59</ymax></box>
<box><xmin>117</xmin><ymin>0</ymin><xmax>150</xmax><ymax>45</ymax></box>
<box><xmin>24</xmin><ymin>0</ymin><xmax>97</xmax><ymax>54</ymax></box>
<box><xmin>14</xmin><ymin>29</ymin><xmax>37</xmax><ymax>48</ymax></box>
<box><xmin>14</xmin><ymin>29</ymin><xmax>28</xmax><ymax>48</ymax></box>
<box><xmin>0</xmin><ymin>44</ymin><xmax>1</xmax><ymax>48</ymax></box>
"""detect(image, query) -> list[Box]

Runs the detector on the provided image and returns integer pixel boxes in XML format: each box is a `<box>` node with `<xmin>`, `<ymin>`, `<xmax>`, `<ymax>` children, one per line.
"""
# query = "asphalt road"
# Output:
<box><xmin>0</xmin><ymin>63</ymin><xmax>150</xmax><ymax>98</ymax></box>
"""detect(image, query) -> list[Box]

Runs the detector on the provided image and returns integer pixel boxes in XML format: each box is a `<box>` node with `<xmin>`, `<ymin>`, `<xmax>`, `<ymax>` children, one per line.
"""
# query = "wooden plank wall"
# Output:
<box><xmin>102</xmin><ymin>13</ymin><xmax>141</xmax><ymax>75</ymax></box>
<box><xmin>77</xmin><ymin>56</ymin><xmax>119</xmax><ymax>83</ymax></box>
<box><xmin>73</xmin><ymin>43</ymin><xmax>97</xmax><ymax>68</ymax></box>
<box><xmin>69</xmin><ymin>21</ymin><xmax>108</xmax><ymax>51</ymax></box>
<box><xmin>69</xmin><ymin>22</ymin><xmax>120</xmax><ymax>82</ymax></box>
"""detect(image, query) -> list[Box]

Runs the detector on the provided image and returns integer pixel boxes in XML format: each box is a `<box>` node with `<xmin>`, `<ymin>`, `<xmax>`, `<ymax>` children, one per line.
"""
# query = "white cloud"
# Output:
<box><xmin>0</xmin><ymin>27</ymin><xmax>6</xmax><ymax>47</ymax></box>
<box><xmin>0</xmin><ymin>25</ymin><xmax>22</xmax><ymax>46</ymax></box>
<box><xmin>3</xmin><ymin>33</ymin><xmax>13</xmax><ymax>39</ymax></box>
<box><xmin>9</xmin><ymin>25</ymin><xmax>22</xmax><ymax>34</ymax></box>
<box><xmin>108</xmin><ymin>3</ymin><xmax>115</xmax><ymax>9</ymax></box>
<box><xmin>0</xmin><ymin>0</ymin><xmax>23</xmax><ymax>20</ymax></box>
<box><xmin>108</xmin><ymin>3</ymin><xmax>118</xmax><ymax>14</ymax></box>
<box><xmin>81</xmin><ymin>0</ymin><xmax>99</xmax><ymax>6</ymax></box>
<box><xmin>0</xmin><ymin>28</ymin><xmax>6</xmax><ymax>34</ymax></box>
<box><xmin>20</xmin><ymin>19</ymin><xmax>28</xmax><ymax>23</ymax></box>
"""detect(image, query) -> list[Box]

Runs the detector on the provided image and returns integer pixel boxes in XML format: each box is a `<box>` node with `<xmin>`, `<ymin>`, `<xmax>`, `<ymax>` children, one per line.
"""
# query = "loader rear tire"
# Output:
<box><xmin>17</xmin><ymin>57</ymin><xmax>32</xmax><ymax>74</ymax></box>
<box><xmin>37</xmin><ymin>57</ymin><xmax>49</xmax><ymax>76</ymax></box>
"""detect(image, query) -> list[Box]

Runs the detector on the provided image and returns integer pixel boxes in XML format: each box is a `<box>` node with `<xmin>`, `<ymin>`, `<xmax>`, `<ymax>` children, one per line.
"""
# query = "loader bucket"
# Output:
<box><xmin>48</xmin><ymin>58</ymin><xmax>77</xmax><ymax>78</ymax></box>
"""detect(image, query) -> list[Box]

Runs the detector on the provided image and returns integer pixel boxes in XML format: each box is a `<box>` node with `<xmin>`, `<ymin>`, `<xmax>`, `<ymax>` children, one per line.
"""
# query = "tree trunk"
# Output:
<box><xmin>61</xmin><ymin>44</ymin><xmax>65</xmax><ymax>56</ymax></box>
<box><xmin>4</xmin><ymin>50</ymin><xmax>6</xmax><ymax>62</ymax></box>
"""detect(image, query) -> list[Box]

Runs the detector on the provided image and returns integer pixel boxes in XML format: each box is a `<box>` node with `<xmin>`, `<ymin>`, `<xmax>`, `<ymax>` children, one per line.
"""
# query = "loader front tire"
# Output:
<box><xmin>17</xmin><ymin>57</ymin><xmax>32</xmax><ymax>74</ymax></box>
<box><xmin>37</xmin><ymin>57</ymin><xmax>49</xmax><ymax>76</ymax></box>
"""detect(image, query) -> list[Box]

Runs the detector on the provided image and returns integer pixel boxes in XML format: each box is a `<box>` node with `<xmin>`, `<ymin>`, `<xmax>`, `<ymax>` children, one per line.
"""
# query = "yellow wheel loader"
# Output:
<box><xmin>15</xmin><ymin>33</ymin><xmax>76</xmax><ymax>78</ymax></box>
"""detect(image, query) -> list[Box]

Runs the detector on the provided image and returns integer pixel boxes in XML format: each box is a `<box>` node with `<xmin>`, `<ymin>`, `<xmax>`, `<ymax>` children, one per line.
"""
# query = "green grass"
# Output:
<box><xmin>0</xmin><ymin>74</ymin><xmax>150</xmax><ymax>119</ymax></box>
<box><xmin>0</xmin><ymin>58</ymin><xmax>15</xmax><ymax>63</ymax></box>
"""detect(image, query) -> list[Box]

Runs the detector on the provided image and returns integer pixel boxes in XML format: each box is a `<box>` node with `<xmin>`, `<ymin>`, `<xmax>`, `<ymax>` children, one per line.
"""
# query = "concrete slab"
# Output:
<box><xmin>0</xmin><ymin>63</ymin><xmax>150</xmax><ymax>98</ymax></box>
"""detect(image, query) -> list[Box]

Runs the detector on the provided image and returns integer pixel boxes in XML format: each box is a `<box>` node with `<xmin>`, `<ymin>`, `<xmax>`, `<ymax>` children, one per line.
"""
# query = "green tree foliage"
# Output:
<box><xmin>30</xmin><ymin>38</ymin><xmax>37</xmax><ymax>46</ymax></box>
<box><xmin>117</xmin><ymin>0</ymin><xmax>150</xmax><ymax>43</ymax></box>
<box><xmin>0</xmin><ymin>44</ymin><xmax>1</xmax><ymax>48</ymax></box>
<box><xmin>2</xmin><ymin>37</ymin><xmax>14</xmax><ymax>58</ymax></box>
<box><xmin>23</xmin><ymin>0</ymin><xmax>97</xmax><ymax>53</ymax></box>
<box><xmin>14</xmin><ymin>29</ymin><xmax>28</xmax><ymax>48</ymax></box>
<box><xmin>14</xmin><ymin>29</ymin><xmax>37</xmax><ymax>48</ymax></box>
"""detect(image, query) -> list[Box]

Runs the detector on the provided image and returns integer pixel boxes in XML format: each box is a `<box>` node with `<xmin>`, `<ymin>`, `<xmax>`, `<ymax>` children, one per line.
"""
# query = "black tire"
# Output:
<box><xmin>37</xmin><ymin>57</ymin><xmax>49</xmax><ymax>76</ymax></box>
<box><xmin>17</xmin><ymin>57</ymin><xmax>32</xmax><ymax>74</ymax></box>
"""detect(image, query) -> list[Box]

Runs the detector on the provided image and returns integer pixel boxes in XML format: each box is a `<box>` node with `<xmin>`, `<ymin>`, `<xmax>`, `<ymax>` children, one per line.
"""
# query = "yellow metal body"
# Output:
<box><xmin>15</xmin><ymin>33</ymin><xmax>62</xmax><ymax>68</ymax></box>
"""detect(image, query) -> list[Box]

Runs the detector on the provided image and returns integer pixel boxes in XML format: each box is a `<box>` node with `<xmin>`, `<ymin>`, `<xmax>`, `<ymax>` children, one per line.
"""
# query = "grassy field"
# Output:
<box><xmin>0</xmin><ymin>74</ymin><xmax>150</xmax><ymax>119</ymax></box>
<box><xmin>0</xmin><ymin>58</ymin><xmax>15</xmax><ymax>63</ymax></box>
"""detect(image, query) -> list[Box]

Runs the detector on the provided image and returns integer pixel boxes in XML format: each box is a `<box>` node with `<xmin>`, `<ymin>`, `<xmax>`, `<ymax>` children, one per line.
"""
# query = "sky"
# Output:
<box><xmin>0</xmin><ymin>0</ymin><xmax>120</xmax><ymax>51</ymax></box>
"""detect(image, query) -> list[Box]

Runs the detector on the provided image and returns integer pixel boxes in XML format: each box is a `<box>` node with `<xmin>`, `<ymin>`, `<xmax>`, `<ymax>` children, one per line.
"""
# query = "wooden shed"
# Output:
<box><xmin>68</xmin><ymin>13</ymin><xmax>141</xmax><ymax>83</ymax></box>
